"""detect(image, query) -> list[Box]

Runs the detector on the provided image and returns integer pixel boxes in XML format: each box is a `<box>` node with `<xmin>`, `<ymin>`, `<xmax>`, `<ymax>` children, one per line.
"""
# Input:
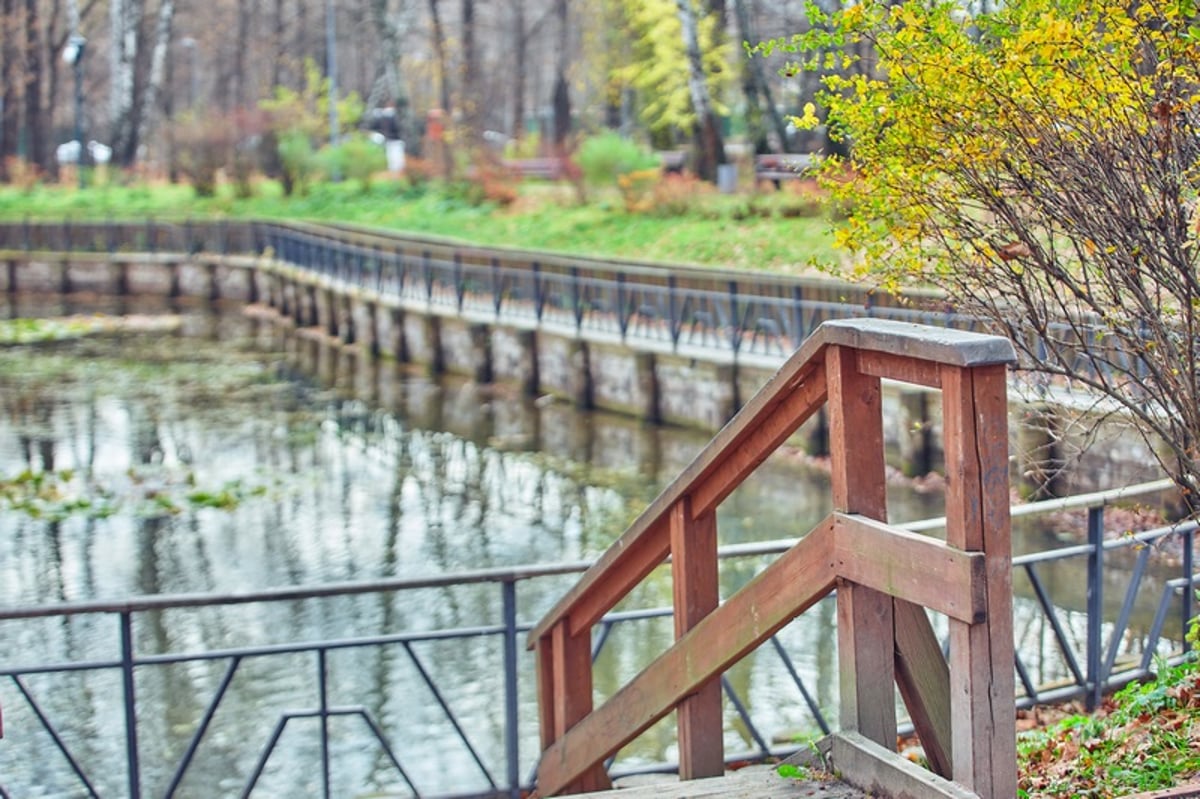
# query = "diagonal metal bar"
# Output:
<box><xmin>720</xmin><ymin>675</ymin><xmax>770</xmax><ymax>758</ymax></box>
<box><xmin>1103</xmin><ymin>544</ymin><xmax>1152</xmax><ymax>680</ymax></box>
<box><xmin>240</xmin><ymin>713</ymin><xmax>296</xmax><ymax>799</ymax></box>
<box><xmin>165</xmin><ymin>655</ymin><xmax>244</xmax><ymax>798</ymax></box>
<box><xmin>355</xmin><ymin>709</ymin><xmax>422</xmax><ymax>796</ymax></box>
<box><xmin>401</xmin><ymin>641</ymin><xmax>497</xmax><ymax>788</ymax></box>
<box><xmin>12</xmin><ymin>675</ymin><xmax>101</xmax><ymax>798</ymax></box>
<box><xmin>1023</xmin><ymin>562</ymin><xmax>1086</xmax><ymax>687</ymax></box>
<box><xmin>767</xmin><ymin>635</ymin><xmax>829</xmax><ymax>735</ymax></box>
<box><xmin>1014</xmin><ymin>651</ymin><xmax>1038</xmax><ymax>703</ymax></box>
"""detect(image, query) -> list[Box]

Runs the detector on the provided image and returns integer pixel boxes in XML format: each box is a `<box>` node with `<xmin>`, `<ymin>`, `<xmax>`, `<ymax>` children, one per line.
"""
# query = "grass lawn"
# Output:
<box><xmin>0</xmin><ymin>176</ymin><xmax>840</xmax><ymax>276</ymax></box>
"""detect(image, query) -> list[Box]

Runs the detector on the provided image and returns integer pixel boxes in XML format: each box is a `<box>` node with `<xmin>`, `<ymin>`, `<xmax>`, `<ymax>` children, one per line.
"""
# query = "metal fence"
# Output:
<box><xmin>1</xmin><ymin>480</ymin><xmax>1195</xmax><ymax>799</ymax></box>
<box><xmin>0</xmin><ymin>219</ymin><xmax>980</xmax><ymax>361</ymax></box>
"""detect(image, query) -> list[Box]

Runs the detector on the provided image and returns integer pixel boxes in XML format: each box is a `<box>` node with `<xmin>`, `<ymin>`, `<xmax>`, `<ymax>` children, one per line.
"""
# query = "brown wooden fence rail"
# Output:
<box><xmin>527</xmin><ymin>318</ymin><xmax>1019</xmax><ymax>799</ymax></box>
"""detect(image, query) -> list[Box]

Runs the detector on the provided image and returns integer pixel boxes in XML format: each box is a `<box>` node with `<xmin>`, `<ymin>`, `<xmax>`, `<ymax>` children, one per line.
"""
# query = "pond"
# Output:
<box><xmin>0</xmin><ymin>301</ymin><xmax>1180</xmax><ymax>798</ymax></box>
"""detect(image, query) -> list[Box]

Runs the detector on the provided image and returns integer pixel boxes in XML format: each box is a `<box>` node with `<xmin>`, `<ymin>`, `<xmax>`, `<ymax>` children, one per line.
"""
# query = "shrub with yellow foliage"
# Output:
<box><xmin>756</xmin><ymin>0</ymin><xmax>1200</xmax><ymax>508</ymax></box>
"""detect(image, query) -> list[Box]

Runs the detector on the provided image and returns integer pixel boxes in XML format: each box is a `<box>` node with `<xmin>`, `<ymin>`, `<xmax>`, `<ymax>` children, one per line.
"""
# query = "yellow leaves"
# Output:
<box><xmin>793</xmin><ymin>102</ymin><xmax>820</xmax><ymax>130</ymax></box>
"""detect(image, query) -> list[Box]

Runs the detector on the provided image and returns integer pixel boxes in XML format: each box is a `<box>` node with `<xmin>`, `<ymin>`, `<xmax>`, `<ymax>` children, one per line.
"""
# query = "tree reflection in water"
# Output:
<box><xmin>0</xmin><ymin>307</ymin><xmax>946</xmax><ymax>796</ymax></box>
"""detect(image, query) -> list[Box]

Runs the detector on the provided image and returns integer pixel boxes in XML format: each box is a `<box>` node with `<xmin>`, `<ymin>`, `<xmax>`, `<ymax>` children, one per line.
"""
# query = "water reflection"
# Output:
<box><xmin>0</xmin><ymin>305</ymin><xmax>1184</xmax><ymax>797</ymax></box>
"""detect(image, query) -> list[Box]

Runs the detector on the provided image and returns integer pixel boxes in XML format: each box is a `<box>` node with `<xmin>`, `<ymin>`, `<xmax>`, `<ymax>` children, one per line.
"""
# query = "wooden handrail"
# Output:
<box><xmin>528</xmin><ymin>319</ymin><xmax>1019</xmax><ymax>798</ymax></box>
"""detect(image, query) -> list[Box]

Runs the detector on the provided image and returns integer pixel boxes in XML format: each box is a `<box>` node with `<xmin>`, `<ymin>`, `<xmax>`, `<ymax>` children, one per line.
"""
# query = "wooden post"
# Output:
<box><xmin>670</xmin><ymin>498</ymin><xmax>723</xmax><ymax>780</ymax></box>
<box><xmin>825</xmin><ymin>345</ymin><xmax>896</xmax><ymax>749</ymax></box>
<box><xmin>538</xmin><ymin>620</ymin><xmax>611</xmax><ymax>794</ymax></box>
<box><xmin>941</xmin><ymin>364</ymin><xmax>1016</xmax><ymax>799</ymax></box>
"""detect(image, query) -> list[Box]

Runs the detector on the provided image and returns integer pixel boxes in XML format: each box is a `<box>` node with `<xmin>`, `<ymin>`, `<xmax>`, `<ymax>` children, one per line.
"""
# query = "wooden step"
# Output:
<box><xmin>559</xmin><ymin>763</ymin><xmax>871</xmax><ymax>799</ymax></box>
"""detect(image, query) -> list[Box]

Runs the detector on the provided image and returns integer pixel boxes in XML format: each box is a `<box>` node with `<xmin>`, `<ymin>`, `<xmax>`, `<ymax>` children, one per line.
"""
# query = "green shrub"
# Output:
<box><xmin>576</xmin><ymin>132</ymin><xmax>658</xmax><ymax>189</ymax></box>
<box><xmin>277</xmin><ymin>131</ymin><xmax>317</xmax><ymax>196</ymax></box>
<box><xmin>318</xmin><ymin>134</ymin><xmax>387</xmax><ymax>193</ymax></box>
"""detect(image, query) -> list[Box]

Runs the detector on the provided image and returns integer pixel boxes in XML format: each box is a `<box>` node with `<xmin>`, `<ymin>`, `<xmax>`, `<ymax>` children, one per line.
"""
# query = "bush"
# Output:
<box><xmin>648</xmin><ymin>173</ymin><xmax>711</xmax><ymax>217</ymax></box>
<box><xmin>318</xmin><ymin>134</ymin><xmax>387</xmax><ymax>193</ymax></box>
<box><xmin>616</xmin><ymin>168</ymin><xmax>659</xmax><ymax>213</ymax></box>
<box><xmin>576</xmin><ymin>132</ymin><xmax>659</xmax><ymax>189</ymax></box>
<box><xmin>172</xmin><ymin>111</ymin><xmax>237</xmax><ymax>197</ymax></box>
<box><xmin>277</xmin><ymin>131</ymin><xmax>317</xmax><ymax>196</ymax></box>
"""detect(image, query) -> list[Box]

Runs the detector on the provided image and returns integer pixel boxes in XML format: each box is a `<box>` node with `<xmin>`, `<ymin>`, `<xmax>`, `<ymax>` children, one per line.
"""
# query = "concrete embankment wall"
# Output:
<box><xmin>1</xmin><ymin>251</ymin><xmax>1165</xmax><ymax>497</ymax></box>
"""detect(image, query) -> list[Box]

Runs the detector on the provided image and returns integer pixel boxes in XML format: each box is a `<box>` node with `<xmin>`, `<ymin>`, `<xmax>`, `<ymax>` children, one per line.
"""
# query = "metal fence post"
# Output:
<box><xmin>502</xmin><ymin>580</ymin><xmax>521</xmax><ymax>799</ymax></box>
<box><xmin>1185</xmin><ymin>527</ymin><xmax>1195</xmax><ymax>652</ymax></box>
<box><xmin>120</xmin><ymin>611</ymin><xmax>142</xmax><ymax>799</ymax></box>
<box><xmin>319</xmin><ymin>648</ymin><xmax>332</xmax><ymax>799</ymax></box>
<box><xmin>1086</xmin><ymin>505</ymin><xmax>1105</xmax><ymax>710</ymax></box>
<box><xmin>533</xmin><ymin>262</ymin><xmax>545</xmax><ymax>322</ymax></box>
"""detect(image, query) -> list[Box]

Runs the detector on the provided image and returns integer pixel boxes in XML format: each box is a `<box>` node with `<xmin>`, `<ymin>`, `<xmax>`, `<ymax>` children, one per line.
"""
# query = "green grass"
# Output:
<box><xmin>1018</xmin><ymin>652</ymin><xmax>1200</xmax><ymax>797</ymax></box>
<box><xmin>0</xmin><ymin>177</ymin><xmax>839</xmax><ymax>275</ymax></box>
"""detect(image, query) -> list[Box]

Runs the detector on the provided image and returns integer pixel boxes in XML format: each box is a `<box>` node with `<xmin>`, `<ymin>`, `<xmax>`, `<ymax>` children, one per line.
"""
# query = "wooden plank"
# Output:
<box><xmin>536</xmin><ymin>638</ymin><xmax>557</xmax><ymax>751</ymax></box>
<box><xmin>528</xmin><ymin>321</ymin><xmax>1014</xmax><ymax>649</ymax></box>
<box><xmin>826</xmin><ymin>346</ymin><xmax>886</xmax><ymax>516</ymax></box>
<box><xmin>671</xmin><ymin>501</ymin><xmax>723</xmax><ymax>780</ymax></box>
<box><xmin>855</xmin><ymin>349</ymin><xmax>942</xmax><ymax>388</ymax></box>
<box><xmin>832</xmin><ymin>513</ymin><xmax>986</xmax><ymax>623</ymax></box>
<box><xmin>893</xmin><ymin>599</ymin><xmax>953</xmax><ymax>778</ymax></box>
<box><xmin>941</xmin><ymin>364</ymin><xmax>1017</xmax><ymax>799</ymax></box>
<box><xmin>550</xmin><ymin>620</ymin><xmax>612</xmax><ymax>794</ymax></box>
<box><xmin>829</xmin><ymin>732</ymin><xmax>980</xmax><ymax>799</ymax></box>
<box><xmin>689</xmin><ymin>366</ymin><xmax>827</xmax><ymax>518</ymax></box>
<box><xmin>535</xmin><ymin>520</ymin><xmax>837</xmax><ymax>798</ymax></box>
<box><xmin>818</xmin><ymin>319</ymin><xmax>1017</xmax><ymax>368</ymax></box>
<box><xmin>528</xmin><ymin>358</ymin><xmax>825</xmax><ymax>647</ymax></box>
<box><xmin>567</xmin><ymin>520</ymin><xmax>671</xmax><ymax>638</ymax></box>
<box><xmin>826</xmin><ymin>345</ymin><xmax>895</xmax><ymax>747</ymax></box>
<box><xmin>836</xmin><ymin>579</ymin><xmax>896</xmax><ymax>746</ymax></box>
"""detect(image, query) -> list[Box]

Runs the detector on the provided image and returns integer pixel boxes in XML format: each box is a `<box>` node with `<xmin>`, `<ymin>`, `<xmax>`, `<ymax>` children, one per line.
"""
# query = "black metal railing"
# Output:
<box><xmin>1</xmin><ymin>478</ymin><xmax>1195</xmax><ymax>799</ymax></box>
<box><xmin>0</xmin><ymin>219</ymin><xmax>978</xmax><ymax>362</ymax></box>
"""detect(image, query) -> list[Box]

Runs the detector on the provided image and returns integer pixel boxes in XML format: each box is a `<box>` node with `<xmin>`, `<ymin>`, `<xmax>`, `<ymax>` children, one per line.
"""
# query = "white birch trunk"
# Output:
<box><xmin>109</xmin><ymin>0</ymin><xmax>142</xmax><ymax>163</ymax></box>
<box><xmin>134</xmin><ymin>0</ymin><xmax>176</xmax><ymax>160</ymax></box>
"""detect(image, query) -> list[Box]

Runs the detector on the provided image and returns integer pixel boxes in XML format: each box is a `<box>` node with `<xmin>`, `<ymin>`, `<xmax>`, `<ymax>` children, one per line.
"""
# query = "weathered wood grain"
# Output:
<box><xmin>827</xmin><ymin>345</ymin><xmax>896</xmax><ymax>748</ymax></box>
<box><xmin>833</xmin><ymin>513</ymin><xmax>986</xmax><ymax>623</ymax></box>
<box><xmin>829</xmin><ymin>732</ymin><xmax>981</xmax><ymax>799</ymax></box>
<box><xmin>671</xmin><ymin>500</ymin><xmax>723</xmax><ymax>780</ymax></box>
<box><xmin>941</xmin><ymin>364</ymin><xmax>1017</xmax><ymax>798</ymax></box>
<box><xmin>535</xmin><ymin>522</ymin><xmax>837</xmax><ymax>798</ymax></box>
<box><xmin>894</xmin><ymin>599</ymin><xmax>953</xmax><ymax>778</ymax></box>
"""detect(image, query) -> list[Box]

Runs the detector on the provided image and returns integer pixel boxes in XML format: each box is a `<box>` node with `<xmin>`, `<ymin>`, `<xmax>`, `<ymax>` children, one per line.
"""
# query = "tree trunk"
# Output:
<box><xmin>109</xmin><ymin>0</ymin><xmax>143</xmax><ymax>165</ymax></box>
<box><xmin>134</xmin><ymin>0</ymin><xmax>175</xmax><ymax>165</ymax></box>
<box><xmin>273</xmin><ymin>0</ymin><xmax>286</xmax><ymax>86</ymax></box>
<box><xmin>24</xmin><ymin>0</ymin><xmax>45</xmax><ymax>170</ymax></box>
<box><xmin>551</xmin><ymin>0</ymin><xmax>569</xmax><ymax>149</ymax></box>
<box><xmin>233</xmin><ymin>0</ymin><xmax>249</xmax><ymax>108</ymax></box>
<box><xmin>427</xmin><ymin>0</ymin><xmax>451</xmax><ymax>114</ymax></box>
<box><xmin>733</xmin><ymin>0</ymin><xmax>789</xmax><ymax>153</ymax></box>
<box><xmin>675</xmin><ymin>0</ymin><xmax>725</xmax><ymax>181</ymax></box>
<box><xmin>509</xmin><ymin>0</ymin><xmax>525</xmax><ymax>140</ymax></box>
<box><xmin>369</xmin><ymin>0</ymin><xmax>413</xmax><ymax>143</ymax></box>
<box><xmin>460</xmin><ymin>0</ymin><xmax>479</xmax><ymax>143</ymax></box>
<box><xmin>1</xmin><ymin>0</ymin><xmax>19</xmax><ymax>174</ymax></box>
<box><xmin>427</xmin><ymin>0</ymin><xmax>453</xmax><ymax>176</ymax></box>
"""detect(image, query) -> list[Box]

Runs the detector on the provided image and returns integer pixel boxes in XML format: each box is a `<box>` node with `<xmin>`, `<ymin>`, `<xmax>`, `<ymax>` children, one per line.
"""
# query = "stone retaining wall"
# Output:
<box><xmin>1</xmin><ymin>251</ymin><xmax>1166</xmax><ymax>496</ymax></box>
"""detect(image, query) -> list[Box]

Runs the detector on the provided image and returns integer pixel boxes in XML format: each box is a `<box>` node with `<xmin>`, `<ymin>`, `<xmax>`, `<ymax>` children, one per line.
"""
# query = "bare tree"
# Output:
<box><xmin>733</xmin><ymin>0</ymin><xmax>788</xmax><ymax>153</ymax></box>
<box><xmin>108</xmin><ymin>0</ymin><xmax>142</xmax><ymax>164</ymax></box>
<box><xmin>551</xmin><ymin>0</ymin><xmax>569</xmax><ymax>149</ymax></box>
<box><xmin>675</xmin><ymin>0</ymin><xmax>725</xmax><ymax>181</ymax></box>
<box><xmin>133</xmin><ymin>0</ymin><xmax>176</xmax><ymax>162</ymax></box>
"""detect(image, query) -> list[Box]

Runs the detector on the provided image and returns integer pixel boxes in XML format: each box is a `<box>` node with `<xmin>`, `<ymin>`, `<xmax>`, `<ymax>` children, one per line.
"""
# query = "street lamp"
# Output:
<box><xmin>181</xmin><ymin>37</ymin><xmax>197</xmax><ymax>109</ymax></box>
<box><xmin>62</xmin><ymin>33</ymin><xmax>87</xmax><ymax>188</ymax></box>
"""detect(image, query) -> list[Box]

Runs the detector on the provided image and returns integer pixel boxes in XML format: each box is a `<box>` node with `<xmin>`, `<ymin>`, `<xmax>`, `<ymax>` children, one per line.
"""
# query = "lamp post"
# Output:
<box><xmin>181</xmin><ymin>37</ymin><xmax>197</xmax><ymax>109</ymax></box>
<box><xmin>62</xmin><ymin>34</ymin><xmax>87</xmax><ymax>188</ymax></box>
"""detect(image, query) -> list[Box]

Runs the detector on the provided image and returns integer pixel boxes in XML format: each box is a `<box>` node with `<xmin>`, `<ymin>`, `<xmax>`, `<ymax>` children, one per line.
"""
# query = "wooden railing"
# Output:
<box><xmin>527</xmin><ymin>318</ymin><xmax>1019</xmax><ymax>798</ymax></box>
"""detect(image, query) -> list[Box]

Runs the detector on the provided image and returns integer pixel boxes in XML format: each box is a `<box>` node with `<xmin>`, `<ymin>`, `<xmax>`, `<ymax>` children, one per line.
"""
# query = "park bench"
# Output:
<box><xmin>503</xmin><ymin>158</ymin><xmax>569</xmax><ymax>181</ymax></box>
<box><xmin>755</xmin><ymin>153</ymin><xmax>818</xmax><ymax>186</ymax></box>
